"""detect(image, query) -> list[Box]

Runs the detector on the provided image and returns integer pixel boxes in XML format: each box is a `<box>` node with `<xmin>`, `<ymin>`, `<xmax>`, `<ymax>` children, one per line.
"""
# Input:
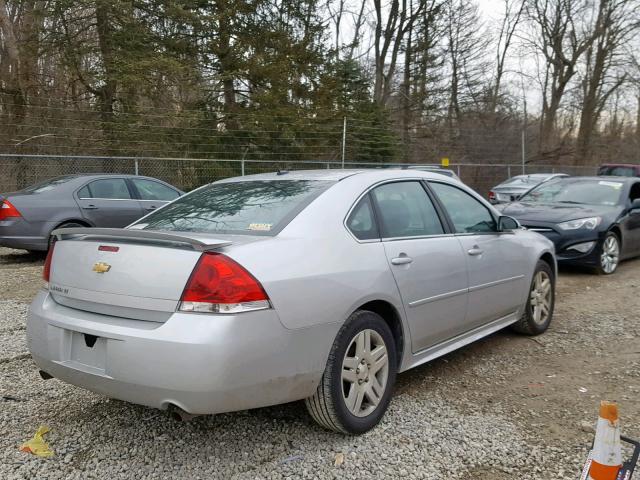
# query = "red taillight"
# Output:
<box><xmin>179</xmin><ymin>253</ymin><xmax>270</xmax><ymax>314</ymax></box>
<box><xmin>43</xmin><ymin>242</ymin><xmax>55</xmax><ymax>285</ymax></box>
<box><xmin>0</xmin><ymin>199</ymin><xmax>21</xmax><ymax>220</ymax></box>
<box><xmin>488</xmin><ymin>191</ymin><xmax>496</xmax><ymax>201</ymax></box>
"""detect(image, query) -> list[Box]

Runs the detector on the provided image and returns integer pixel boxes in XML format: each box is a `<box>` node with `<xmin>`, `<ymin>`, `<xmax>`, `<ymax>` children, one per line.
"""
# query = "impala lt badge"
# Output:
<box><xmin>93</xmin><ymin>262</ymin><xmax>111</xmax><ymax>274</ymax></box>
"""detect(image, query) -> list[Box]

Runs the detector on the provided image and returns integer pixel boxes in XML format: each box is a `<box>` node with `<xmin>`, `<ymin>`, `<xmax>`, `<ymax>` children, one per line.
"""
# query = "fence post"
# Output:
<box><xmin>134</xmin><ymin>159</ymin><xmax>139</xmax><ymax>175</ymax></box>
<box><xmin>507</xmin><ymin>165</ymin><xmax>511</xmax><ymax>179</ymax></box>
<box><xmin>456</xmin><ymin>165</ymin><xmax>461</xmax><ymax>178</ymax></box>
<box><xmin>341</xmin><ymin>116</ymin><xmax>347</xmax><ymax>169</ymax></box>
<box><xmin>241</xmin><ymin>159</ymin><xmax>245</xmax><ymax>176</ymax></box>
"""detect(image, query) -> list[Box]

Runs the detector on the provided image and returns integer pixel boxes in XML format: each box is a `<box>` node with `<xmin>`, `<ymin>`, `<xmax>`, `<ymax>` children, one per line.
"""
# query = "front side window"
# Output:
<box><xmin>371</xmin><ymin>181</ymin><xmax>444</xmax><ymax>238</ymax></box>
<box><xmin>134</xmin><ymin>180</ymin><xmax>334</xmax><ymax>236</ymax></box>
<box><xmin>82</xmin><ymin>179</ymin><xmax>132</xmax><ymax>199</ymax></box>
<box><xmin>430</xmin><ymin>182</ymin><xmax>496</xmax><ymax>233</ymax></box>
<box><xmin>347</xmin><ymin>194</ymin><xmax>379</xmax><ymax>240</ymax></box>
<box><xmin>131</xmin><ymin>178</ymin><xmax>180</xmax><ymax>201</ymax></box>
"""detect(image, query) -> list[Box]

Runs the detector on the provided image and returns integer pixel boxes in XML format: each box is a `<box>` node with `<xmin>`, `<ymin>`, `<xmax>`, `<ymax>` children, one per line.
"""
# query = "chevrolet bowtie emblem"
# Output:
<box><xmin>92</xmin><ymin>262</ymin><xmax>111</xmax><ymax>273</ymax></box>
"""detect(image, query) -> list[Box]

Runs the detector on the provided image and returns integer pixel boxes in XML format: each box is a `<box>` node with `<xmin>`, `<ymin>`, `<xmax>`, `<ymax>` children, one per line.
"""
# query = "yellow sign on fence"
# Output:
<box><xmin>441</xmin><ymin>157</ymin><xmax>450</xmax><ymax>167</ymax></box>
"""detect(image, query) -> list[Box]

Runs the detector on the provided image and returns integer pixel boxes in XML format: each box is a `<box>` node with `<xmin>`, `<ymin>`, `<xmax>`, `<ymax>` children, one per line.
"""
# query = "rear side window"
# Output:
<box><xmin>81</xmin><ymin>179</ymin><xmax>132</xmax><ymax>199</ymax></box>
<box><xmin>347</xmin><ymin>195</ymin><xmax>379</xmax><ymax>240</ymax></box>
<box><xmin>22</xmin><ymin>176</ymin><xmax>77</xmax><ymax>194</ymax></box>
<box><xmin>371</xmin><ymin>181</ymin><xmax>444</xmax><ymax>238</ymax></box>
<box><xmin>430</xmin><ymin>182</ymin><xmax>496</xmax><ymax>233</ymax></box>
<box><xmin>598</xmin><ymin>166</ymin><xmax>637</xmax><ymax>177</ymax></box>
<box><xmin>131</xmin><ymin>178</ymin><xmax>180</xmax><ymax>201</ymax></box>
<box><xmin>135</xmin><ymin>180</ymin><xmax>334</xmax><ymax>236</ymax></box>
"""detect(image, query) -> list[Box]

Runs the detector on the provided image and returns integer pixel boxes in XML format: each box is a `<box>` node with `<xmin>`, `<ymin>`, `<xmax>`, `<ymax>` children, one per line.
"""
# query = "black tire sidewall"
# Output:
<box><xmin>329</xmin><ymin>310</ymin><xmax>397</xmax><ymax>434</ymax></box>
<box><xmin>523</xmin><ymin>261</ymin><xmax>555</xmax><ymax>335</ymax></box>
<box><xmin>48</xmin><ymin>222</ymin><xmax>84</xmax><ymax>250</ymax></box>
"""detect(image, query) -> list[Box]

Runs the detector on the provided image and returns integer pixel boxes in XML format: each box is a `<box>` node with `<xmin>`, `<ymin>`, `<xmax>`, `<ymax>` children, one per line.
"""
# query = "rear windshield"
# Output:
<box><xmin>500</xmin><ymin>175</ymin><xmax>546</xmax><ymax>187</ymax></box>
<box><xmin>21</xmin><ymin>176</ymin><xmax>77</xmax><ymax>194</ymax></box>
<box><xmin>598</xmin><ymin>166</ymin><xmax>637</xmax><ymax>177</ymax></box>
<box><xmin>133</xmin><ymin>180</ymin><xmax>334</xmax><ymax>236</ymax></box>
<box><xmin>519</xmin><ymin>178</ymin><xmax>624</xmax><ymax>206</ymax></box>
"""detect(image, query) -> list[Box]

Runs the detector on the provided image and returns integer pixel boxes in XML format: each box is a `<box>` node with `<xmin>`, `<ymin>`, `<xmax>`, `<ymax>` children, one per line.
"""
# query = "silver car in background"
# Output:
<box><xmin>489</xmin><ymin>173</ymin><xmax>568</xmax><ymax>204</ymax></box>
<box><xmin>28</xmin><ymin>170</ymin><xmax>556</xmax><ymax>434</ymax></box>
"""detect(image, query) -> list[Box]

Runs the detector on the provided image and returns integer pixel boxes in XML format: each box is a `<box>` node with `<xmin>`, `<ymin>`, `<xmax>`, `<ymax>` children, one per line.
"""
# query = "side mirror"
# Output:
<box><xmin>498</xmin><ymin>215</ymin><xmax>520</xmax><ymax>232</ymax></box>
<box><xmin>631</xmin><ymin>198</ymin><xmax>640</xmax><ymax>212</ymax></box>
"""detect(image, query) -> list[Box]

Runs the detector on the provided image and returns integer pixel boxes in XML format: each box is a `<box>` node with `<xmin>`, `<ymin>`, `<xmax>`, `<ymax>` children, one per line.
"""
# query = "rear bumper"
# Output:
<box><xmin>27</xmin><ymin>291</ymin><xmax>335</xmax><ymax>414</ymax></box>
<box><xmin>0</xmin><ymin>235</ymin><xmax>48</xmax><ymax>250</ymax></box>
<box><xmin>0</xmin><ymin>218</ymin><xmax>48</xmax><ymax>250</ymax></box>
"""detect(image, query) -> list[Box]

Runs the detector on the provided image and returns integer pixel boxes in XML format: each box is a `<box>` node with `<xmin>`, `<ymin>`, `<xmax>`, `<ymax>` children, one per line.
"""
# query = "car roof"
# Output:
<box><xmin>599</xmin><ymin>163</ymin><xmax>639</xmax><ymax>168</ymax></box>
<box><xmin>560</xmin><ymin>176</ymin><xmax>637</xmax><ymax>184</ymax></box>
<box><xmin>218</xmin><ymin>168</ymin><xmax>463</xmax><ymax>183</ymax></box>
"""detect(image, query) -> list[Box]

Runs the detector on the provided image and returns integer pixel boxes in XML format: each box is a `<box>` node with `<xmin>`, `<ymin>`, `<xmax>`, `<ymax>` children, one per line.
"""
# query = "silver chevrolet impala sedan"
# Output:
<box><xmin>27</xmin><ymin>169</ymin><xmax>556</xmax><ymax>434</ymax></box>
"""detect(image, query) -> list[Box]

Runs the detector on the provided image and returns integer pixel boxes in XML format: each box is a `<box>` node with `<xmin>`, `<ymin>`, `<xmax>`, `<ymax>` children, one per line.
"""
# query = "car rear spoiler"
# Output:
<box><xmin>51</xmin><ymin>227</ymin><xmax>232</xmax><ymax>252</ymax></box>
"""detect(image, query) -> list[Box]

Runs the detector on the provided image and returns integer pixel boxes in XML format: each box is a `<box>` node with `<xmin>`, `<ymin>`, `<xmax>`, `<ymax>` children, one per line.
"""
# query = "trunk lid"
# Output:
<box><xmin>48</xmin><ymin>228</ymin><xmax>234</xmax><ymax>322</ymax></box>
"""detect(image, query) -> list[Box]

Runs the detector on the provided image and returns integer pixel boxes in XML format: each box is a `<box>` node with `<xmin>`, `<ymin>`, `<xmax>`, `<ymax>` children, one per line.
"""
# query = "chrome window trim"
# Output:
<box><xmin>77</xmin><ymin>197</ymin><xmax>136</xmax><ymax>201</ymax></box>
<box><xmin>344</xmin><ymin>177</ymin><xmax>450</xmax><ymax>244</ymax></box>
<box><xmin>381</xmin><ymin>233</ymin><xmax>455</xmax><ymax>242</ymax></box>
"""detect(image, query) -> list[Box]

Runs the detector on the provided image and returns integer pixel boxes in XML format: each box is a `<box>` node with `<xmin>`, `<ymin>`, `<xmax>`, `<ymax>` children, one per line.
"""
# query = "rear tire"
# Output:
<box><xmin>305</xmin><ymin>310</ymin><xmax>397</xmax><ymax>434</ymax></box>
<box><xmin>511</xmin><ymin>260</ymin><xmax>555</xmax><ymax>336</ymax></box>
<box><xmin>48</xmin><ymin>222</ymin><xmax>85</xmax><ymax>250</ymax></box>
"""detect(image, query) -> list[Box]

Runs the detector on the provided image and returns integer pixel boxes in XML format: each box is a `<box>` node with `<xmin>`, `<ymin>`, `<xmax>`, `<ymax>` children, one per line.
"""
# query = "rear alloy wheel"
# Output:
<box><xmin>511</xmin><ymin>260</ymin><xmax>555</xmax><ymax>335</ymax></box>
<box><xmin>48</xmin><ymin>222</ymin><xmax>84</xmax><ymax>250</ymax></box>
<box><xmin>596</xmin><ymin>232</ymin><xmax>620</xmax><ymax>275</ymax></box>
<box><xmin>305</xmin><ymin>310</ymin><xmax>397</xmax><ymax>434</ymax></box>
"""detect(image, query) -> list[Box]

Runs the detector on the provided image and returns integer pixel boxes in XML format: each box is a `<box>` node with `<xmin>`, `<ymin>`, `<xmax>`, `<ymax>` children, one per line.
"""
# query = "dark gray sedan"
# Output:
<box><xmin>0</xmin><ymin>175</ymin><xmax>183</xmax><ymax>251</ymax></box>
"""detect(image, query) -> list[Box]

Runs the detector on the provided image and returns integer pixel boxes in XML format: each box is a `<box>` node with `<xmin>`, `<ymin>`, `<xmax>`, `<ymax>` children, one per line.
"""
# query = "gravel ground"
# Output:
<box><xmin>1</xmin><ymin>246</ymin><xmax>639</xmax><ymax>479</ymax></box>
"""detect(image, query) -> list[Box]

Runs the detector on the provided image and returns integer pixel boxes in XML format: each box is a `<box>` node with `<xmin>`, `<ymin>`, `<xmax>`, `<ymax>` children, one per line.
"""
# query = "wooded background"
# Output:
<box><xmin>0</xmin><ymin>0</ymin><xmax>639</xmax><ymax>186</ymax></box>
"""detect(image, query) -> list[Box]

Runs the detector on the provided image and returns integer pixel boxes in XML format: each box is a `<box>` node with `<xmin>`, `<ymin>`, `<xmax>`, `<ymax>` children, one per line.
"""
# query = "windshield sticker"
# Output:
<box><xmin>248</xmin><ymin>223</ymin><xmax>272</xmax><ymax>231</ymax></box>
<box><xmin>598</xmin><ymin>181</ymin><xmax>623</xmax><ymax>189</ymax></box>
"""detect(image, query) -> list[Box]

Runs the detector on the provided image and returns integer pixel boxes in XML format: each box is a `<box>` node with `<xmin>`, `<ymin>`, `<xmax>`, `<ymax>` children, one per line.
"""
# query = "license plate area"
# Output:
<box><xmin>67</xmin><ymin>331</ymin><xmax>107</xmax><ymax>374</ymax></box>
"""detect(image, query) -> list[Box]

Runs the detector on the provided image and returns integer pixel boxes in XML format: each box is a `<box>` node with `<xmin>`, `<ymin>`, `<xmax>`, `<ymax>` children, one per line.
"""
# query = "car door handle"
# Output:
<box><xmin>144</xmin><ymin>206</ymin><xmax>157</xmax><ymax>211</ymax></box>
<box><xmin>467</xmin><ymin>246</ymin><xmax>483</xmax><ymax>256</ymax></box>
<box><xmin>391</xmin><ymin>256</ymin><xmax>413</xmax><ymax>265</ymax></box>
<box><xmin>82</xmin><ymin>205</ymin><xmax>98</xmax><ymax>210</ymax></box>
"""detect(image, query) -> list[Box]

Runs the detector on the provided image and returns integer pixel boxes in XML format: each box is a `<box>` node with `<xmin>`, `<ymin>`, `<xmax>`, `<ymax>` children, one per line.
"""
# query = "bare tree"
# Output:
<box><xmin>527</xmin><ymin>0</ymin><xmax>597</xmax><ymax>150</ymax></box>
<box><xmin>444</xmin><ymin>0</ymin><xmax>489</xmax><ymax>127</ymax></box>
<box><xmin>576</xmin><ymin>0</ymin><xmax>636</xmax><ymax>159</ymax></box>
<box><xmin>372</xmin><ymin>0</ymin><xmax>426</xmax><ymax>105</ymax></box>
<box><xmin>491</xmin><ymin>0</ymin><xmax>525</xmax><ymax>111</ymax></box>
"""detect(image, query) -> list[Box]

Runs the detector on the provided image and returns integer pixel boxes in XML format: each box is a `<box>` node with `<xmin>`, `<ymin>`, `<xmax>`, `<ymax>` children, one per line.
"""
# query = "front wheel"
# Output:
<box><xmin>595</xmin><ymin>232</ymin><xmax>620</xmax><ymax>275</ymax></box>
<box><xmin>305</xmin><ymin>310</ymin><xmax>397</xmax><ymax>434</ymax></box>
<box><xmin>511</xmin><ymin>260</ymin><xmax>555</xmax><ymax>335</ymax></box>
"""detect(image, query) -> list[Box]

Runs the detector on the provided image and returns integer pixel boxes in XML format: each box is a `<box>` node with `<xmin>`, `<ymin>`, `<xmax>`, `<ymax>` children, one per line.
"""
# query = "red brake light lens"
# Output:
<box><xmin>43</xmin><ymin>242</ymin><xmax>55</xmax><ymax>285</ymax></box>
<box><xmin>179</xmin><ymin>253</ymin><xmax>270</xmax><ymax>314</ymax></box>
<box><xmin>488</xmin><ymin>191</ymin><xmax>496</xmax><ymax>200</ymax></box>
<box><xmin>0</xmin><ymin>199</ymin><xmax>21</xmax><ymax>220</ymax></box>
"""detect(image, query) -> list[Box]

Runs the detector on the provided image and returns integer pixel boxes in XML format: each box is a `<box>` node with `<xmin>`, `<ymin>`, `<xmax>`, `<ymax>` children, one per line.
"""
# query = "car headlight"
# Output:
<box><xmin>557</xmin><ymin>217</ymin><xmax>601</xmax><ymax>230</ymax></box>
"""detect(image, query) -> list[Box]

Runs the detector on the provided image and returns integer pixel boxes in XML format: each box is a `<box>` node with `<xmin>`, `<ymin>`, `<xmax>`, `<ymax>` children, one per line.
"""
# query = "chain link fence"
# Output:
<box><xmin>0</xmin><ymin>154</ymin><xmax>599</xmax><ymax>197</ymax></box>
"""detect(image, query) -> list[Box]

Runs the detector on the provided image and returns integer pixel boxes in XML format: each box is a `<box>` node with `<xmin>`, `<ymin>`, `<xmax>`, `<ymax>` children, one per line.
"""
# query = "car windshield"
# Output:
<box><xmin>133</xmin><ymin>180</ymin><xmax>334</xmax><ymax>236</ymax></box>
<box><xmin>21</xmin><ymin>176</ymin><xmax>77</xmax><ymax>194</ymax></box>
<box><xmin>519</xmin><ymin>178</ymin><xmax>623</xmax><ymax>206</ymax></box>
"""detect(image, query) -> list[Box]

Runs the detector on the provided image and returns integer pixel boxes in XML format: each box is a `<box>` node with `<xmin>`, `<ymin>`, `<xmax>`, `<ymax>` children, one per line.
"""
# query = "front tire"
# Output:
<box><xmin>511</xmin><ymin>260</ymin><xmax>555</xmax><ymax>335</ymax></box>
<box><xmin>595</xmin><ymin>232</ymin><xmax>620</xmax><ymax>275</ymax></box>
<box><xmin>305</xmin><ymin>310</ymin><xmax>397</xmax><ymax>434</ymax></box>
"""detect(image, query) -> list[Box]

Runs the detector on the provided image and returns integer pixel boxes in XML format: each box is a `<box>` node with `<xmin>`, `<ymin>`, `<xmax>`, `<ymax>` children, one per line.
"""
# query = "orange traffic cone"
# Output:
<box><xmin>587</xmin><ymin>401</ymin><xmax>623</xmax><ymax>480</ymax></box>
